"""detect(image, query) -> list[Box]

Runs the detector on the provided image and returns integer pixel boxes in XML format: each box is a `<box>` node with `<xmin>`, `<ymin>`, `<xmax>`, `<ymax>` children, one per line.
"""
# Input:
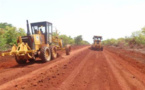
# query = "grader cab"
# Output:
<box><xmin>2</xmin><ymin>20</ymin><xmax>71</xmax><ymax>64</ymax></box>
<box><xmin>91</xmin><ymin>36</ymin><xmax>103</xmax><ymax>51</ymax></box>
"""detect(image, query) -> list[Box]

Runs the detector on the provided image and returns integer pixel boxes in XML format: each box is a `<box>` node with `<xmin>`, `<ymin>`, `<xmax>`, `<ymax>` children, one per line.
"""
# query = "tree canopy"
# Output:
<box><xmin>74</xmin><ymin>35</ymin><xmax>82</xmax><ymax>45</ymax></box>
<box><xmin>0</xmin><ymin>23</ymin><xmax>26</xmax><ymax>50</ymax></box>
<box><xmin>53</xmin><ymin>32</ymin><xmax>90</xmax><ymax>46</ymax></box>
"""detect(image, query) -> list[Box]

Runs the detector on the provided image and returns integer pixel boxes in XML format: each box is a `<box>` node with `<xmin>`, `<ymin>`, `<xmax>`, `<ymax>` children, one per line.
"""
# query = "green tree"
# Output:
<box><xmin>59</xmin><ymin>35</ymin><xmax>74</xmax><ymax>46</ymax></box>
<box><xmin>74</xmin><ymin>35</ymin><xmax>82</xmax><ymax>45</ymax></box>
<box><xmin>103</xmin><ymin>29</ymin><xmax>145</xmax><ymax>48</ymax></box>
<box><xmin>52</xmin><ymin>30</ymin><xmax>60</xmax><ymax>37</ymax></box>
<box><xmin>0</xmin><ymin>23</ymin><xmax>12</xmax><ymax>28</ymax></box>
<box><xmin>141</xmin><ymin>26</ymin><xmax>145</xmax><ymax>34</ymax></box>
<box><xmin>81</xmin><ymin>40</ymin><xmax>90</xmax><ymax>45</ymax></box>
<box><xmin>0</xmin><ymin>23</ymin><xmax>26</xmax><ymax>50</ymax></box>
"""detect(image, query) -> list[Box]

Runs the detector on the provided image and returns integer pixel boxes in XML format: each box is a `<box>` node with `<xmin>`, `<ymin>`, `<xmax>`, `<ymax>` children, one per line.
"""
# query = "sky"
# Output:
<box><xmin>1</xmin><ymin>0</ymin><xmax>145</xmax><ymax>43</ymax></box>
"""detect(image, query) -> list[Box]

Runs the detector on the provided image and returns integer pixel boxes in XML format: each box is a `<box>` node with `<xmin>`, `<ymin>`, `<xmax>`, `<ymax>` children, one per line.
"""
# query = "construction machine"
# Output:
<box><xmin>1</xmin><ymin>20</ymin><xmax>71</xmax><ymax>64</ymax></box>
<box><xmin>51</xmin><ymin>29</ymin><xmax>71</xmax><ymax>55</ymax></box>
<box><xmin>91</xmin><ymin>36</ymin><xmax>103</xmax><ymax>51</ymax></box>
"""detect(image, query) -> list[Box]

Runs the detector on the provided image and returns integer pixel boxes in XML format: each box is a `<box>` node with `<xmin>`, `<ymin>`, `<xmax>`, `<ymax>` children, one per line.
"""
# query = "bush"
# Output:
<box><xmin>0</xmin><ymin>23</ymin><xmax>26</xmax><ymax>50</ymax></box>
<box><xmin>103</xmin><ymin>27</ymin><xmax>145</xmax><ymax>48</ymax></box>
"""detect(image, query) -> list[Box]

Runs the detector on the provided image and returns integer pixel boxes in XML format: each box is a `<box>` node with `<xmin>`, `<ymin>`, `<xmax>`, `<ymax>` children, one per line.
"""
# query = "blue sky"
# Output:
<box><xmin>1</xmin><ymin>0</ymin><xmax>145</xmax><ymax>43</ymax></box>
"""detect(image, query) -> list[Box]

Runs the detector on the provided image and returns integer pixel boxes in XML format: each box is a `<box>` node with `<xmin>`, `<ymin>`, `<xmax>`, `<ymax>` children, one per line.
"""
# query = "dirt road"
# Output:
<box><xmin>0</xmin><ymin>46</ymin><xmax>145</xmax><ymax>90</ymax></box>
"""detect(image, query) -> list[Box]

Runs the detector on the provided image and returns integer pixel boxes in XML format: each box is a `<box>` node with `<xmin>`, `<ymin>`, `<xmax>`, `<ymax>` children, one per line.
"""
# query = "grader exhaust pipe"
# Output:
<box><xmin>26</xmin><ymin>20</ymin><xmax>31</xmax><ymax>36</ymax></box>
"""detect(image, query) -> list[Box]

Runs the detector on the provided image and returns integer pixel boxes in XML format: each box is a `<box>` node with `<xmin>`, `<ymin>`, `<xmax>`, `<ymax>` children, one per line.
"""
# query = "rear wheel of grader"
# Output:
<box><xmin>15</xmin><ymin>56</ymin><xmax>27</xmax><ymax>64</ymax></box>
<box><xmin>40</xmin><ymin>46</ymin><xmax>51</xmax><ymax>62</ymax></box>
<box><xmin>51</xmin><ymin>46</ymin><xmax>57</xmax><ymax>60</ymax></box>
<box><xmin>65</xmin><ymin>45</ymin><xmax>71</xmax><ymax>55</ymax></box>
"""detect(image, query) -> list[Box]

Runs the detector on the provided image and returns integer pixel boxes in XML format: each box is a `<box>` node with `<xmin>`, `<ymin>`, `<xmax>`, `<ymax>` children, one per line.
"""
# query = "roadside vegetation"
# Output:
<box><xmin>103</xmin><ymin>27</ymin><xmax>145</xmax><ymax>48</ymax></box>
<box><xmin>53</xmin><ymin>31</ymin><xmax>90</xmax><ymax>46</ymax></box>
<box><xmin>0</xmin><ymin>23</ymin><xmax>90</xmax><ymax>51</ymax></box>
<box><xmin>0</xmin><ymin>23</ymin><xmax>26</xmax><ymax>50</ymax></box>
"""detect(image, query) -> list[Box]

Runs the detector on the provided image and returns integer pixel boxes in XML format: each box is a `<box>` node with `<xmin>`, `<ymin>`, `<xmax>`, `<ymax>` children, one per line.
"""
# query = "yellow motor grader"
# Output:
<box><xmin>1</xmin><ymin>20</ymin><xmax>71</xmax><ymax>64</ymax></box>
<box><xmin>52</xmin><ymin>32</ymin><xmax>71</xmax><ymax>55</ymax></box>
<box><xmin>91</xmin><ymin>36</ymin><xmax>103</xmax><ymax>51</ymax></box>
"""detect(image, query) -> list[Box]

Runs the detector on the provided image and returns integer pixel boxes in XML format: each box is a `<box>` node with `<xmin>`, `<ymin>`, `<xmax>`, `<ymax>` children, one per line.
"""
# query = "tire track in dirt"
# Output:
<box><xmin>56</xmin><ymin>50</ymin><xmax>123</xmax><ymax>90</ymax></box>
<box><xmin>56</xmin><ymin>48</ymin><xmax>145</xmax><ymax>90</ymax></box>
<box><xmin>0</xmin><ymin>46</ymin><xmax>89</xmax><ymax>90</ymax></box>
<box><xmin>57</xmin><ymin>49</ymin><xmax>93</xmax><ymax>90</ymax></box>
<box><xmin>1</xmin><ymin>46</ymin><xmax>145</xmax><ymax>90</ymax></box>
<box><xmin>0</xmin><ymin>46</ymin><xmax>86</xmax><ymax>86</ymax></box>
<box><xmin>104</xmin><ymin>50</ymin><xmax>145</xmax><ymax>90</ymax></box>
<box><xmin>18</xmin><ymin>47</ymin><xmax>90</xmax><ymax>90</ymax></box>
<box><xmin>84</xmin><ymin>51</ymin><xmax>121</xmax><ymax>90</ymax></box>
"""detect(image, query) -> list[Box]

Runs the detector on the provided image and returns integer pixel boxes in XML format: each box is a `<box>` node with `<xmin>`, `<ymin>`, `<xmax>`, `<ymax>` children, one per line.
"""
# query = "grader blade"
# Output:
<box><xmin>2</xmin><ymin>43</ymin><xmax>35</xmax><ymax>58</ymax></box>
<box><xmin>2</xmin><ymin>44</ymin><xmax>17</xmax><ymax>56</ymax></box>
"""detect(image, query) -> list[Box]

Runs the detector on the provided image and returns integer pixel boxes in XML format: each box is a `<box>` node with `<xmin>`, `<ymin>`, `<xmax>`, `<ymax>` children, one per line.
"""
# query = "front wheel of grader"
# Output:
<box><xmin>15</xmin><ymin>56</ymin><xmax>27</xmax><ymax>64</ymax></box>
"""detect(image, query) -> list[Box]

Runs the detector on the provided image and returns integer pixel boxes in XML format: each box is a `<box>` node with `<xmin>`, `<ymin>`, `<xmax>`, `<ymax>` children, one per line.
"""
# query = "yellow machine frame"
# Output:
<box><xmin>1</xmin><ymin>20</ymin><xmax>71</xmax><ymax>64</ymax></box>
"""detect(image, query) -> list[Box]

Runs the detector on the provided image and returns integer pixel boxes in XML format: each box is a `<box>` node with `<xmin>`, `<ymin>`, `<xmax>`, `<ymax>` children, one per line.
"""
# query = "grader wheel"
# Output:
<box><xmin>51</xmin><ymin>46</ymin><xmax>57</xmax><ymax>60</ymax></box>
<box><xmin>65</xmin><ymin>45</ymin><xmax>71</xmax><ymax>55</ymax></box>
<box><xmin>40</xmin><ymin>46</ymin><xmax>51</xmax><ymax>62</ymax></box>
<box><xmin>15</xmin><ymin>56</ymin><xmax>27</xmax><ymax>64</ymax></box>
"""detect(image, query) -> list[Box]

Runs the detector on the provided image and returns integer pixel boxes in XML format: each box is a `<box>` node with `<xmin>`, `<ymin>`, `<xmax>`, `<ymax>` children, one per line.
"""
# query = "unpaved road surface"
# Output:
<box><xmin>0</xmin><ymin>46</ymin><xmax>145</xmax><ymax>90</ymax></box>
